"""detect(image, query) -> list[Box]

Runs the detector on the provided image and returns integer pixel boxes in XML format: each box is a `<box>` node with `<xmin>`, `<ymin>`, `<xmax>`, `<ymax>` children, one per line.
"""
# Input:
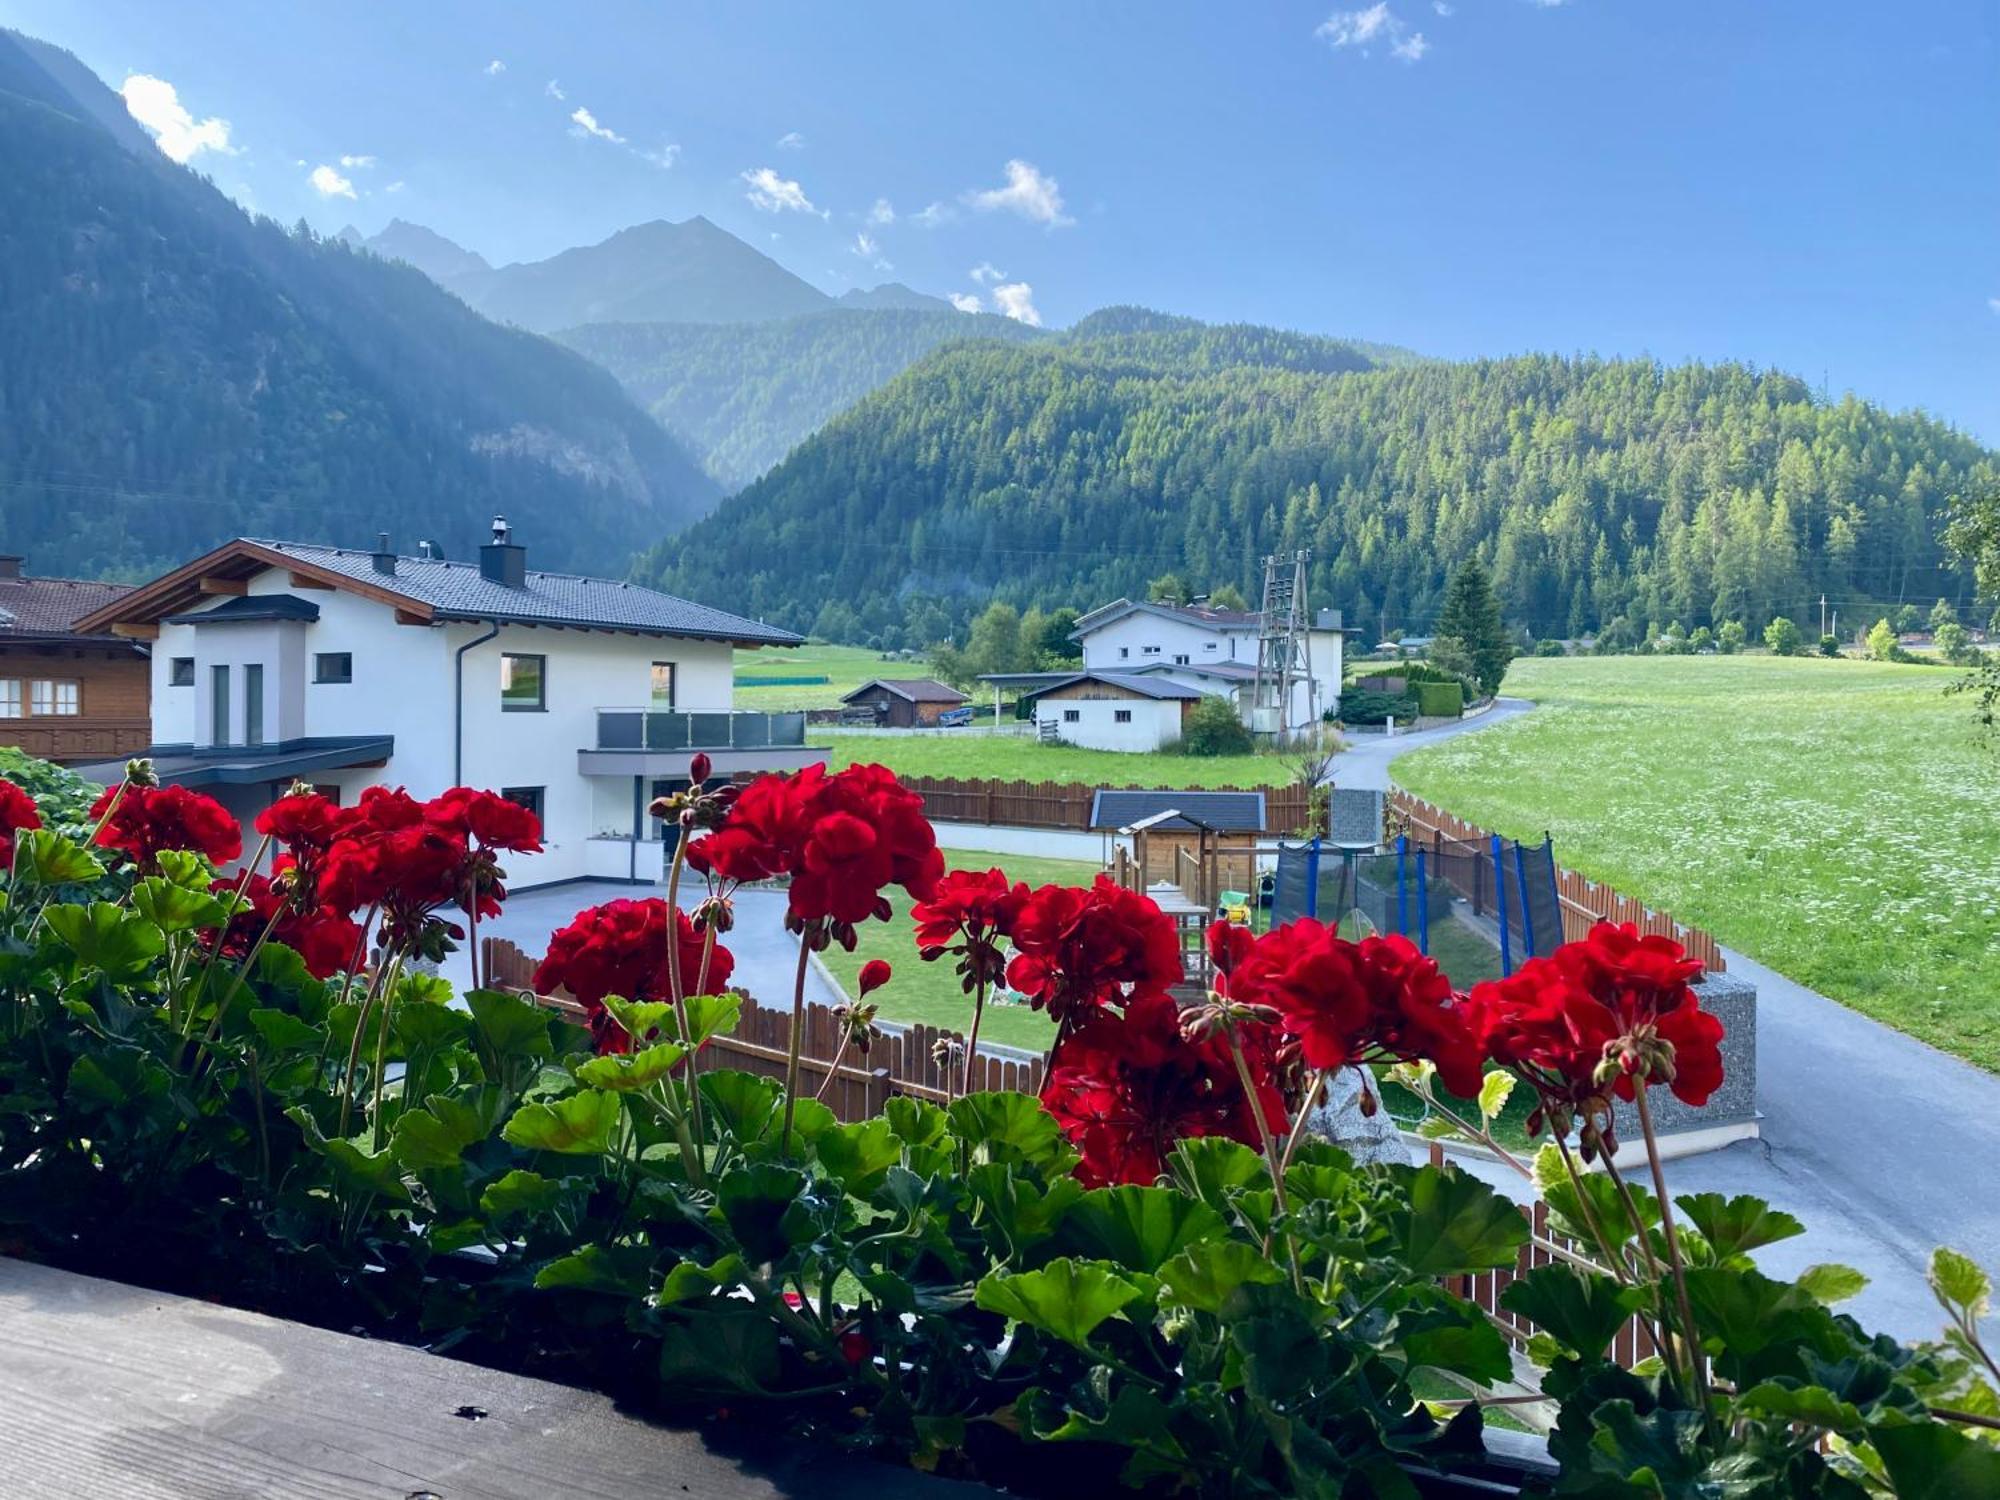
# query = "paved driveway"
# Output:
<box><xmin>1326</xmin><ymin>696</ymin><xmax>1536</xmax><ymax>791</ymax></box>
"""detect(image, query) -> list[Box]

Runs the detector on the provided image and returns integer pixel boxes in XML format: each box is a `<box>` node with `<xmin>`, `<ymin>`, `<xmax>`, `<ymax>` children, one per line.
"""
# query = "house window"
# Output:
<box><xmin>244</xmin><ymin>664</ymin><xmax>264</xmax><ymax>747</ymax></box>
<box><xmin>1203</xmin><ymin>640</ymin><xmax>1217</xmax><ymax>651</ymax></box>
<box><xmin>169</xmin><ymin>657</ymin><xmax>196</xmax><ymax>686</ymax></box>
<box><xmin>311</xmin><ymin>784</ymin><xmax>341</xmax><ymax>806</ymax></box>
<box><xmin>500</xmin><ymin>786</ymin><xmax>545</xmax><ymax>823</ymax></box>
<box><xmin>1114</xmin><ymin>709</ymin><xmax>1133</xmax><ymax>723</ymax></box>
<box><xmin>31</xmin><ymin>680</ymin><xmax>79</xmax><ymax>716</ymax></box>
<box><xmin>1118</xmin><ymin>646</ymin><xmax>1129</xmax><ymax>659</ymax></box>
<box><xmin>1142</xmin><ymin>645</ymin><xmax>1161</xmax><ymax>655</ymax></box>
<box><xmin>0</xmin><ymin>681</ymin><xmax>19</xmax><ymax>718</ymax></box>
<box><xmin>500</xmin><ymin>652</ymin><xmax>546</xmax><ymax>712</ymax></box>
<box><xmin>650</xmin><ymin>662</ymin><xmax>676</xmax><ymax>706</ymax></box>
<box><xmin>314</xmin><ymin>652</ymin><xmax>353</xmax><ymax>684</ymax></box>
<box><xmin>1063</xmin><ymin>708</ymin><xmax>1080</xmax><ymax>723</ymax></box>
<box><xmin>1173</xmin><ymin>654</ymin><xmax>1190</xmax><ymax>665</ymax></box>
<box><xmin>211</xmin><ymin>665</ymin><xmax>230</xmax><ymax>745</ymax></box>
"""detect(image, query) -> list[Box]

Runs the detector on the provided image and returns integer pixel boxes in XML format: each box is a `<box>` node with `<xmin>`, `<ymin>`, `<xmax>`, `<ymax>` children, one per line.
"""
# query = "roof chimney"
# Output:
<box><xmin>479</xmin><ymin>515</ymin><xmax>526</xmax><ymax>588</ymax></box>
<box><xmin>418</xmin><ymin>538</ymin><xmax>445</xmax><ymax>561</ymax></box>
<box><xmin>0</xmin><ymin>556</ymin><xmax>21</xmax><ymax>583</ymax></box>
<box><xmin>371</xmin><ymin>533</ymin><xmax>397</xmax><ymax>575</ymax></box>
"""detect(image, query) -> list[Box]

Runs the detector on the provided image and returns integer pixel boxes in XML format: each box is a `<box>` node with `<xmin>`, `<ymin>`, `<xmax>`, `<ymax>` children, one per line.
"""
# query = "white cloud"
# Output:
<box><xmin>308</xmin><ymin>164</ymin><xmax>357</xmax><ymax>199</ymax></box>
<box><xmin>338</xmin><ymin>153</ymin><xmax>376</xmax><ymax>169</ymax></box>
<box><xmin>964</xmin><ymin>159</ymin><xmax>1072</xmax><ymax>227</ymax></box>
<box><xmin>949</xmin><ymin>292</ymin><xmax>983</xmax><ymax>314</ymax></box>
<box><xmin>776</xmin><ymin>130</ymin><xmax>806</xmax><ymax>150</ymax></box>
<box><xmin>120</xmin><ymin>74</ymin><xmax>235</xmax><ymax>164</ymax></box>
<box><xmin>570</xmin><ymin>106</ymin><xmax>626</xmax><ymax>144</ymax></box>
<box><xmin>741</xmin><ymin>166</ymin><xmax>824</xmax><ymax>216</ymax></box>
<box><xmin>386</xmin><ymin>180</ymin><xmax>408</xmax><ymax>194</ymax></box>
<box><xmin>912</xmin><ymin>200</ymin><xmax>955</xmax><ymax>228</ymax></box>
<box><xmin>545</xmin><ymin>79</ymin><xmax>566</xmax><ymax>100</ymax></box>
<box><xmin>969</xmin><ymin>261</ymin><xmax>1006</xmax><ymax>284</ymax></box>
<box><xmin>1316</xmin><ymin>4</ymin><xmax>1429</xmax><ymax>62</ymax></box>
<box><xmin>484</xmin><ymin>59</ymin><xmax>506</xmax><ymax>76</ymax></box>
<box><xmin>853</xmin><ymin>232</ymin><xmax>880</xmax><ymax>257</ymax></box>
<box><xmin>866</xmin><ymin>198</ymin><xmax>896</xmax><ymax>225</ymax></box>
<box><xmin>990</xmin><ymin>282</ymin><xmax>1041</xmax><ymax>326</ymax></box>
<box><xmin>1433</xmin><ymin>1</ymin><xmax>1454</xmax><ymax>13</ymax></box>
<box><xmin>639</xmin><ymin>141</ymin><xmax>681</xmax><ymax>168</ymax></box>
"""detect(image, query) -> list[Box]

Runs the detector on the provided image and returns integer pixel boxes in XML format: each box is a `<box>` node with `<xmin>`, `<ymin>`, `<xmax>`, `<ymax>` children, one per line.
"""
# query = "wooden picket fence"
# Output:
<box><xmin>481</xmin><ymin>936</ymin><xmax>1044</xmax><ymax>1117</ymax></box>
<box><xmin>901</xmin><ymin>774</ymin><xmax>1315</xmax><ymax>834</ymax></box>
<box><xmin>1390</xmin><ymin>791</ymin><xmax>1725</xmax><ymax>972</ymax></box>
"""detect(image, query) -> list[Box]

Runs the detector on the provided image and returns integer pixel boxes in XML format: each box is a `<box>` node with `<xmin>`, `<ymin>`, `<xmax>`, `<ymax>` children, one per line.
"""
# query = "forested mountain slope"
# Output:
<box><xmin>0</xmin><ymin>29</ymin><xmax>715</xmax><ymax>578</ymax></box>
<box><xmin>636</xmin><ymin>330</ymin><xmax>1996</xmax><ymax>648</ymax></box>
<box><xmin>557</xmin><ymin>309</ymin><xmax>1045</xmax><ymax>487</ymax></box>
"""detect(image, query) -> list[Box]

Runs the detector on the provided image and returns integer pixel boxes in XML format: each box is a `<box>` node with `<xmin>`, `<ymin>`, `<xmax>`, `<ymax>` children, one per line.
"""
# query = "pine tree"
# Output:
<box><xmin>1435</xmin><ymin>558</ymin><xmax>1513</xmax><ymax>696</ymax></box>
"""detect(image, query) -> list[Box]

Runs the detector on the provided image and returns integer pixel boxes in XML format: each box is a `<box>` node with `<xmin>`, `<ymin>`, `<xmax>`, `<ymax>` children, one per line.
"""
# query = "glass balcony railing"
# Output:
<box><xmin>593</xmin><ymin>708</ymin><xmax>809</xmax><ymax>752</ymax></box>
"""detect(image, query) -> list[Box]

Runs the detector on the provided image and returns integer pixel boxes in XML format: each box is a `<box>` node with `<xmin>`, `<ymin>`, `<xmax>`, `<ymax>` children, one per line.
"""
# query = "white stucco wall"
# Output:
<box><xmin>1037</xmin><ymin>696</ymin><xmax>1183</xmax><ymax>751</ymax></box>
<box><xmin>1079</xmin><ymin>613</ymin><xmax>1252</xmax><ymax>671</ymax></box>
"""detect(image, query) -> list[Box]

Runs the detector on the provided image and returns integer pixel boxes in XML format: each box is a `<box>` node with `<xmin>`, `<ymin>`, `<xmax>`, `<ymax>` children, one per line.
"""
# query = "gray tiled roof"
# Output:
<box><xmin>243</xmin><ymin>539</ymin><xmax>802</xmax><ymax>646</ymax></box>
<box><xmin>1089</xmin><ymin>789</ymin><xmax>1269</xmax><ymax>832</ymax></box>
<box><xmin>1043</xmin><ymin>671</ymin><xmax>1205</xmax><ymax>701</ymax></box>
<box><xmin>0</xmin><ymin>575</ymin><xmax>138</xmax><ymax>642</ymax></box>
<box><xmin>164</xmin><ymin>593</ymin><xmax>322</xmax><ymax>625</ymax></box>
<box><xmin>1130</xmin><ymin>660</ymin><xmax>1259</xmax><ymax>682</ymax></box>
<box><xmin>841</xmin><ymin>678</ymin><xmax>968</xmax><ymax>704</ymax></box>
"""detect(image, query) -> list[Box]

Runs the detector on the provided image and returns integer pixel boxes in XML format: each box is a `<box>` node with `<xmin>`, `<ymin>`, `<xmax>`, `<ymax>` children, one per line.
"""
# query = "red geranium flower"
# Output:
<box><xmin>1226</xmin><ymin>920</ymin><xmax>1484</xmax><ymax>1097</ymax></box>
<box><xmin>0</xmin><ymin>778</ymin><xmax>43</xmax><ymax>864</ymax></box>
<box><xmin>426</xmin><ymin>787</ymin><xmax>544</xmax><ymax>855</ymax></box>
<box><xmin>1005</xmin><ymin>876</ymin><xmax>1184</xmax><ymax>1030</ymax></box>
<box><xmin>912</xmin><ymin>867</ymin><xmax>1027</xmax><ymax>991</ymax></box>
<box><xmin>857</xmin><ymin>958</ymin><xmax>893</xmax><ymax>996</ymax></box>
<box><xmin>533</xmin><ymin>897</ymin><xmax>736</xmax><ymax>1052</ymax></box>
<box><xmin>685</xmin><ymin>764</ymin><xmax>820</xmax><ymax>886</ymax></box>
<box><xmin>207</xmin><ymin>872</ymin><xmax>363</xmax><ymax>980</ymax></box>
<box><xmin>1548</xmin><ymin>921</ymin><xmax>1703</xmax><ymax>1028</ymax></box>
<box><xmin>91</xmin><ymin>783</ymin><xmax>242</xmax><ymax>868</ymax></box>
<box><xmin>1039</xmin><ymin>992</ymin><xmax>1286</xmax><ymax>1187</ymax></box>
<box><xmin>255</xmin><ymin>791</ymin><xmax>340</xmax><ymax>857</ymax></box>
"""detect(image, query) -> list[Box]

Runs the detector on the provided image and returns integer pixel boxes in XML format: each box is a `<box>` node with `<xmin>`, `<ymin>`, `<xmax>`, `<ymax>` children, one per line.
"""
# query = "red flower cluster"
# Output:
<box><xmin>91</xmin><ymin>783</ymin><xmax>241</xmax><ymax>868</ymax></box>
<box><xmin>1005</xmin><ymin>876</ymin><xmax>1184</xmax><ymax>1029</ymax></box>
<box><xmin>912</xmin><ymin>867</ymin><xmax>1028</xmax><ymax>992</ymax></box>
<box><xmin>1222</xmin><ymin>920</ymin><xmax>1485</xmax><ymax>1097</ymax></box>
<box><xmin>1465</xmin><ymin>922</ymin><xmax>1724</xmax><ymax>1150</ymax></box>
<box><xmin>208</xmin><ymin>869</ymin><xmax>363</xmax><ymax>980</ymax></box>
<box><xmin>0</xmin><ymin>778</ymin><xmax>43</xmax><ymax>864</ymax></box>
<box><xmin>1040</xmin><ymin>992</ymin><xmax>1288</xmax><ymax>1187</ymax></box>
<box><xmin>686</xmin><ymin>763</ymin><xmax>942</xmax><ymax>939</ymax></box>
<box><xmin>533</xmin><ymin>897</ymin><xmax>737</xmax><ymax>1051</ymax></box>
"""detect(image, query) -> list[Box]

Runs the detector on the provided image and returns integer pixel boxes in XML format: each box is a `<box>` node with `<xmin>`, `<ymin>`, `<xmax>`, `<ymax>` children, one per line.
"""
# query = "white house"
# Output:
<box><xmin>1029</xmin><ymin>671</ymin><xmax>1204</xmax><ymax>752</ymax></box>
<box><xmin>72</xmin><ymin>522</ymin><xmax>818</xmax><ymax>888</ymax></box>
<box><xmin>1067</xmin><ymin>598</ymin><xmax>1345</xmax><ymax>742</ymax></box>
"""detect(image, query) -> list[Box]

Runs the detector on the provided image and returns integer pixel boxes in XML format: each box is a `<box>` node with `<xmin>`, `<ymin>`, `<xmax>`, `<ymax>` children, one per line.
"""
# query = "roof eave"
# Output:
<box><xmin>71</xmin><ymin>539</ymin><xmax>435</xmax><ymax>634</ymax></box>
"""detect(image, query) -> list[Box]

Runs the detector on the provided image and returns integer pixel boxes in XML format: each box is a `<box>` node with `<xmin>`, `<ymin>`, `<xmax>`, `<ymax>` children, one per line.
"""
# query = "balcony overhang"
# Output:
<box><xmin>578</xmin><ymin>745</ymin><xmax>829</xmax><ymax>780</ymax></box>
<box><xmin>73</xmin><ymin>735</ymin><xmax>395</xmax><ymax>789</ymax></box>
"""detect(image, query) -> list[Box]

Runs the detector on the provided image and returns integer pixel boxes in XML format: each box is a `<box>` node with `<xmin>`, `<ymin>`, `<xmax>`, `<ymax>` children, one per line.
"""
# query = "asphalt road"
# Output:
<box><xmin>1326</xmin><ymin>697</ymin><xmax>1537</xmax><ymax>790</ymax></box>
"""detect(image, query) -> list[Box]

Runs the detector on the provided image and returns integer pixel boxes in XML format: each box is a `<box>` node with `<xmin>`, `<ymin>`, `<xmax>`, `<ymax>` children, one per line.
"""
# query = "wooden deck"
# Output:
<box><xmin>0</xmin><ymin>1256</ymin><xmax>988</xmax><ymax>1499</ymax></box>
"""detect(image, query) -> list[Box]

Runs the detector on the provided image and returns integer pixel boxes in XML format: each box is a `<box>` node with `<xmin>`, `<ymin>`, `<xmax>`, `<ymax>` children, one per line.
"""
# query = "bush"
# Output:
<box><xmin>1764</xmin><ymin>616</ymin><xmax>1804</xmax><ymax>656</ymax></box>
<box><xmin>1717</xmin><ymin>620</ymin><xmax>1746</xmax><ymax>654</ymax></box>
<box><xmin>1337</xmin><ymin>688</ymin><xmax>1418</xmax><ymax>726</ymax></box>
<box><xmin>1868</xmin><ymin>617</ymin><xmax>1907</xmax><ymax>662</ymax></box>
<box><xmin>1689</xmin><ymin>625</ymin><xmax>1715</xmax><ymax>653</ymax></box>
<box><xmin>1533</xmin><ymin>638</ymin><xmax>1567</xmax><ymax>657</ymax></box>
<box><xmin>1819</xmin><ymin>633</ymin><xmax>1842</xmax><ymax>657</ymax></box>
<box><xmin>1935</xmin><ymin>621</ymin><xmax>1978</xmax><ymax>665</ymax></box>
<box><xmin>1176</xmin><ymin>693</ymin><xmax>1254</xmax><ymax>755</ymax></box>
<box><xmin>1413</xmin><ymin>680</ymin><xmax>1463</xmax><ymax>718</ymax></box>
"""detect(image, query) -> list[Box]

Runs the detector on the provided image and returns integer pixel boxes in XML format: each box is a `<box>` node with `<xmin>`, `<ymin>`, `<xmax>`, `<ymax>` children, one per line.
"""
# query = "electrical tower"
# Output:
<box><xmin>1253</xmin><ymin>550</ymin><xmax>1315</xmax><ymax>742</ymax></box>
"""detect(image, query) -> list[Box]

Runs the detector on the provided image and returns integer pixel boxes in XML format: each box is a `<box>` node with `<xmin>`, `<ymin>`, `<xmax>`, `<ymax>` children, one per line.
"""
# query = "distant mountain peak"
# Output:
<box><xmin>837</xmin><ymin>282</ymin><xmax>956</xmax><ymax>313</ymax></box>
<box><xmin>360</xmin><ymin>220</ymin><xmax>491</xmax><ymax>283</ymax></box>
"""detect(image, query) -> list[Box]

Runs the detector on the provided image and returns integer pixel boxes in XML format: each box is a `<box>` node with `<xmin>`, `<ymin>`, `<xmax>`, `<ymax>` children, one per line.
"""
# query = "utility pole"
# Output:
<box><xmin>1819</xmin><ymin>594</ymin><xmax>1827</xmax><ymax>638</ymax></box>
<box><xmin>1254</xmin><ymin>550</ymin><xmax>1313</xmax><ymax>743</ymax></box>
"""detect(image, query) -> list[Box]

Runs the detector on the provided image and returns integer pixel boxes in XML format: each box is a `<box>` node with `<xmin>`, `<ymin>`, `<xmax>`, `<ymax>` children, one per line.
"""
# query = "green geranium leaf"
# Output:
<box><xmin>45</xmin><ymin>902</ymin><xmax>163</xmax><ymax>977</ymax></box>
<box><xmin>390</xmin><ymin>1093</ymin><xmax>496</xmax><ymax>1170</ymax></box>
<box><xmin>1929</xmin><ymin>1247</ymin><xmax>1992</xmax><ymax>1321</ymax></box>
<box><xmin>1870</xmin><ymin>1417</ymin><xmax>2000</xmax><ymax>1500</ymax></box>
<box><xmin>1583</xmin><ymin>1400</ymin><xmax>1708</xmax><ymax>1486</ymax></box>
<box><xmin>597</xmin><ymin>994</ymin><xmax>676</xmax><ymax>1047</ymax></box>
<box><xmin>784</xmin><ymin>1096</ymin><xmax>839</xmax><ymax>1151</ymax></box>
<box><xmin>1735</xmin><ymin>1381</ymin><xmax>1867</xmax><ymax>1436</ymax></box>
<box><xmin>1233</xmin><ymin>1298</ymin><xmax>1331</xmax><ymax>1402</ymax></box>
<box><xmin>1388</xmin><ymin>1166</ymin><xmax>1529</xmax><ymax>1276</ymax></box>
<box><xmin>1674</xmin><ymin>1192</ymin><xmax>1805</xmax><ymax>1262</ymax></box>
<box><xmin>1393</xmin><ymin>1296</ymin><xmax>1515</xmax><ymax>1384</ymax></box>
<box><xmin>248</xmin><ymin>1008</ymin><xmax>322</xmax><ymax>1054</ymax></box>
<box><xmin>975</xmin><ymin>1257</ymin><xmax>1144</xmax><ymax>1349</ymax></box>
<box><xmin>1476</xmin><ymin>1070</ymin><xmax>1516</xmax><ymax>1122</ymax></box>
<box><xmin>1018</xmin><ymin>1384</ymin><xmax>1188</xmax><ymax>1478</ymax></box>
<box><xmin>66</xmin><ymin>1049</ymin><xmax>170</xmax><ymax>1111</ymax></box>
<box><xmin>130</xmin><ymin>876</ymin><xmax>233</xmax><ymax>934</ymax></box>
<box><xmin>1060</xmin><ymin>1184</ymin><xmax>1228</xmax><ymax>1275</ymax></box>
<box><xmin>715</xmin><ymin>1163</ymin><xmax>810</xmax><ymax>1263</ymax></box>
<box><xmin>466</xmin><ymin>988</ymin><xmax>556</xmax><ymax>1078</ymax></box>
<box><xmin>286</xmin><ymin>1106</ymin><xmax>411</xmax><ymax>1203</ymax></box>
<box><xmin>1534</xmin><ymin>1142</ymin><xmax>1658</xmax><ymax>1247</ymax></box>
<box><xmin>964</xmin><ymin>1162</ymin><xmax>1084</xmax><ymax>1257</ymax></box>
<box><xmin>1499</xmin><ymin>1262</ymin><xmax>1639</xmax><ymax>1359</ymax></box>
<box><xmin>1167</xmin><ymin>1135</ymin><xmax>1268</xmax><ymax>1211</ymax></box>
<box><xmin>657</xmin><ymin>1304</ymin><xmax>781</xmax><ymax>1395</ymax></box>
<box><xmin>676</xmin><ymin>992</ymin><xmax>742</xmax><ymax>1046</ymax></box>
<box><xmin>947</xmin><ymin>1091</ymin><xmax>1071</xmax><ymax>1172</ymax></box>
<box><xmin>813</xmin><ymin>1118</ymin><xmax>904</xmax><ymax>1197</ymax></box>
<box><xmin>12</xmin><ymin>829</ymin><xmax>104</xmax><ymax>887</ymax></box>
<box><xmin>1795</xmin><ymin>1263</ymin><xmax>1868</xmax><ymax>1305</ymax></box>
<box><xmin>394</xmin><ymin>1002</ymin><xmax>471</xmax><ymax>1053</ymax></box>
<box><xmin>152</xmin><ymin>849</ymin><xmax>214</xmax><ymax>889</ymax></box>
<box><xmin>500</xmin><ymin>1089</ymin><xmax>621</xmax><ymax>1155</ymax></box>
<box><xmin>885</xmin><ymin>1094</ymin><xmax>949</xmax><ymax>1148</ymax></box>
<box><xmin>656</xmin><ymin>1252</ymin><xmax>750</xmax><ymax>1306</ymax></box>
<box><xmin>574</xmin><ymin>1040</ymin><xmax>686</xmax><ymax>1092</ymax></box>
<box><xmin>1682</xmin><ymin>1266</ymin><xmax>1825</xmax><ymax>1364</ymax></box>
<box><xmin>1157</xmin><ymin>1238</ymin><xmax>1284</xmax><ymax>1315</ymax></box>
<box><xmin>534</xmin><ymin>1243</ymin><xmax>652</xmax><ymax>1296</ymax></box>
<box><xmin>479</xmin><ymin>1168</ymin><xmax>563</xmax><ymax>1219</ymax></box>
<box><xmin>698</xmin><ymin>1069</ymin><xmax>782</xmax><ymax>1143</ymax></box>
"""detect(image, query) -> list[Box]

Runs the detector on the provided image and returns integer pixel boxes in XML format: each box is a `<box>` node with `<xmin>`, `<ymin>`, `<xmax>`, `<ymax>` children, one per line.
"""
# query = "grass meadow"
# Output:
<box><xmin>731</xmin><ymin>643</ymin><xmax>910</xmax><ymax>710</ymax></box>
<box><xmin>1391</xmin><ymin>654</ymin><xmax>2000</xmax><ymax>1072</ymax></box>
<box><xmin>823</xmin><ymin>730</ymin><xmax>1297</xmax><ymax>789</ymax></box>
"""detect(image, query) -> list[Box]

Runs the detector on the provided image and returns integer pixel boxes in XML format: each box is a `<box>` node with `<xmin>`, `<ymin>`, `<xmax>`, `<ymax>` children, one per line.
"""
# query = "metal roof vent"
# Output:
<box><xmin>371</xmin><ymin>532</ymin><xmax>397</xmax><ymax>575</ymax></box>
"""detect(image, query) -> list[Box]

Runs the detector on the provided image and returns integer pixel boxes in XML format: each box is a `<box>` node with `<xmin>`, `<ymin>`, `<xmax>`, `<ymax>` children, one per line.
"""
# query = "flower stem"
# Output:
<box><xmin>779</xmin><ymin>929</ymin><xmax>812</xmax><ymax>1155</ymax></box>
<box><xmin>814</xmin><ymin>1026</ymin><xmax>853</xmax><ymax>1104</ymax></box>
<box><xmin>1633</xmin><ymin>1080</ymin><xmax>1714</xmax><ymax>1431</ymax></box>
<box><xmin>370</xmin><ymin>956</ymin><xmax>405</xmax><ymax>1150</ymax></box>
<box><xmin>660</xmin><ymin>830</ymin><xmax>709</xmax><ymax>1161</ymax></box>
<box><xmin>959</xmin><ymin>976</ymin><xmax>988</xmax><ymax>1101</ymax></box>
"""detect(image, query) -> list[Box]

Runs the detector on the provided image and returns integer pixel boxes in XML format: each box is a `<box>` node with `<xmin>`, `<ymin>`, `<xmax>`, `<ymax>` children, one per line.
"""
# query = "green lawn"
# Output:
<box><xmin>823</xmin><ymin>729</ymin><xmax>1298</xmax><ymax>789</ymax></box>
<box><xmin>1392</xmin><ymin>654</ymin><xmax>2000</xmax><ymax>1072</ymax></box>
<box><xmin>817</xmin><ymin>853</ymin><xmax>1096</xmax><ymax>1050</ymax></box>
<box><xmin>733</xmin><ymin>643</ymin><xmax>915</xmax><ymax>711</ymax></box>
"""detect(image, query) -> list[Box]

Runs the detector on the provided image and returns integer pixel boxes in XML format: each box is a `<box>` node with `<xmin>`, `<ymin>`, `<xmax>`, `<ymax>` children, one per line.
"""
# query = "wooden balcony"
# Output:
<box><xmin>0</xmin><ymin>718</ymin><xmax>153</xmax><ymax>765</ymax></box>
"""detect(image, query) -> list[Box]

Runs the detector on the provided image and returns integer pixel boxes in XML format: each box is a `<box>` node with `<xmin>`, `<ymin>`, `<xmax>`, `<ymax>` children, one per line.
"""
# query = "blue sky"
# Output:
<box><xmin>7</xmin><ymin>0</ymin><xmax>1997</xmax><ymax>441</ymax></box>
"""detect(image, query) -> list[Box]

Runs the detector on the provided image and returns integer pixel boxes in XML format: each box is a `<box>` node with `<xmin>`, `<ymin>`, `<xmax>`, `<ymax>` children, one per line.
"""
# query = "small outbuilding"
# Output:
<box><xmin>1029</xmin><ymin>671</ymin><xmax>1205</xmax><ymax>751</ymax></box>
<box><xmin>839</xmin><ymin>678</ymin><xmax>969</xmax><ymax>728</ymax></box>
